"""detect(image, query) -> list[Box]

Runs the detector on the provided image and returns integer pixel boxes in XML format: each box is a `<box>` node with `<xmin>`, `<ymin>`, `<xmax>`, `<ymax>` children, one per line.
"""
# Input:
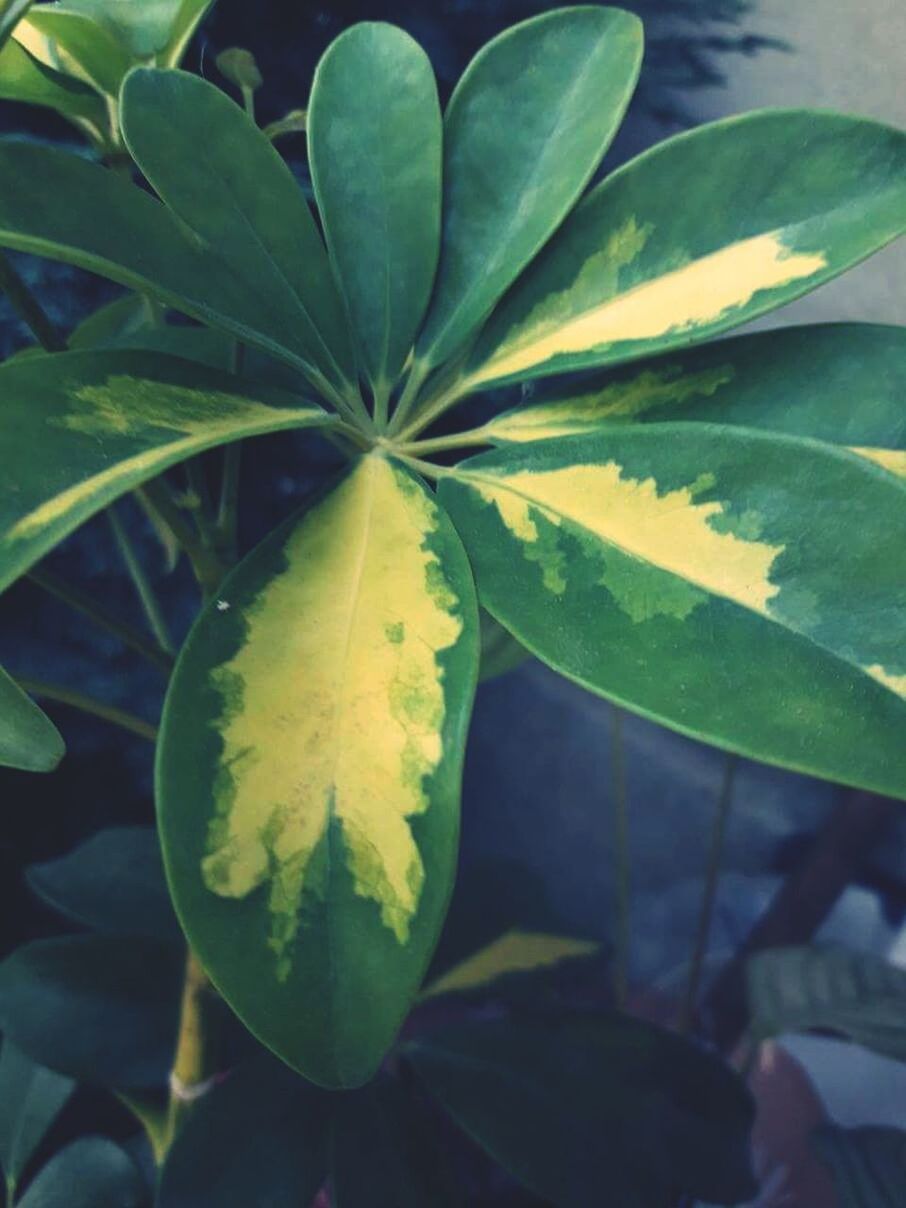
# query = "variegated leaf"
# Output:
<box><xmin>157</xmin><ymin>455</ymin><xmax>479</xmax><ymax>1087</ymax></box>
<box><xmin>439</xmin><ymin>427</ymin><xmax>906</xmax><ymax>799</ymax></box>
<box><xmin>464</xmin><ymin>112</ymin><xmax>906</xmax><ymax>391</ymax></box>
<box><xmin>421</xmin><ymin>930</ymin><xmax>599</xmax><ymax>1001</ymax></box>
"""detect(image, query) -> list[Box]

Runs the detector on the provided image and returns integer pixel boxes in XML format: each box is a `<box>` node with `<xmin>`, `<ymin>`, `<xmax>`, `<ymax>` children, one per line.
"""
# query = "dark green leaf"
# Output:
<box><xmin>0</xmin><ymin>936</ymin><xmax>182</xmax><ymax>1087</ymax></box>
<box><xmin>813</xmin><ymin>1125</ymin><xmax>906</xmax><ymax>1207</ymax></box>
<box><xmin>17</xmin><ymin>1137</ymin><xmax>143</xmax><ymax>1208</ymax></box>
<box><xmin>309</xmin><ymin>22</ymin><xmax>441</xmax><ymax>398</ymax></box>
<box><xmin>0</xmin><ymin>665</ymin><xmax>64</xmax><ymax>773</ymax></box>
<box><xmin>407</xmin><ymin>1013</ymin><xmax>756</xmax><ymax>1207</ymax></box>
<box><xmin>26</xmin><ymin>827</ymin><xmax>180</xmax><ymax>942</ymax></box>
<box><xmin>0</xmin><ymin>1042</ymin><xmax>74</xmax><ymax>1196</ymax></box>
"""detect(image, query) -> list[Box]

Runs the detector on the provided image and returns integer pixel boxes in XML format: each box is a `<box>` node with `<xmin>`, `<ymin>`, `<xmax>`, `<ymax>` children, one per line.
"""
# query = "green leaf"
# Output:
<box><xmin>407</xmin><ymin>1013</ymin><xmax>756</xmax><ymax>1207</ymax></box>
<box><xmin>0</xmin><ymin>0</ymin><xmax>34</xmax><ymax>46</ymax></box>
<box><xmin>438</xmin><ymin>426</ymin><xmax>906</xmax><ymax>799</ymax></box>
<box><xmin>0</xmin><ymin>935</ymin><xmax>182</xmax><ymax>1087</ymax></box>
<box><xmin>813</xmin><ymin>1125</ymin><xmax>906</xmax><ymax>1208</ymax></box>
<box><xmin>161</xmin><ymin>0</ymin><xmax>216</xmax><ymax>67</ymax></box>
<box><xmin>68</xmin><ymin>295</ymin><xmax>154</xmax><ymax>350</ymax></box>
<box><xmin>466</xmin><ymin>111</ymin><xmax>906</xmax><ymax>391</ymax></box>
<box><xmin>27</xmin><ymin>827</ymin><xmax>180</xmax><ymax>942</ymax></box>
<box><xmin>157</xmin><ymin>455</ymin><xmax>479</xmax><ymax>1088</ymax></box>
<box><xmin>421</xmin><ymin>929</ymin><xmax>598</xmax><ymax>1001</ymax></box>
<box><xmin>0</xmin><ymin>350</ymin><xmax>327</xmax><ymax>595</ymax></box>
<box><xmin>0</xmin><ymin>665</ymin><xmax>64</xmax><ymax>773</ymax></box>
<box><xmin>52</xmin><ymin>0</ymin><xmax>210</xmax><ymax>64</ymax></box>
<box><xmin>478</xmin><ymin>610</ymin><xmax>530</xmax><ymax>681</ymax></box>
<box><xmin>413</xmin><ymin>6</ymin><xmax>643</xmax><ymax>375</ymax></box>
<box><xmin>331</xmin><ymin>1076</ymin><xmax>461</xmax><ymax>1208</ymax></box>
<box><xmin>121</xmin><ymin>68</ymin><xmax>356</xmax><ymax>396</ymax></box>
<box><xmin>308</xmin><ymin>22</ymin><xmax>441</xmax><ymax>398</ymax></box>
<box><xmin>17</xmin><ymin>8</ymin><xmax>133</xmax><ymax>94</ymax></box>
<box><xmin>17</xmin><ymin>1137</ymin><xmax>143</xmax><ymax>1208</ymax></box>
<box><xmin>0</xmin><ymin>1042</ymin><xmax>74</xmax><ymax>1197</ymax></box>
<box><xmin>216</xmin><ymin>47</ymin><xmax>261</xmax><ymax>93</ymax></box>
<box><xmin>747</xmin><ymin>946</ymin><xmax>906</xmax><ymax>1061</ymax></box>
<box><xmin>0</xmin><ymin>36</ymin><xmax>106</xmax><ymax>134</ymax></box>
<box><xmin>484</xmin><ymin>325</ymin><xmax>906</xmax><ymax>474</ymax></box>
<box><xmin>157</xmin><ymin>1058</ymin><xmax>331</xmax><ymax>1207</ymax></box>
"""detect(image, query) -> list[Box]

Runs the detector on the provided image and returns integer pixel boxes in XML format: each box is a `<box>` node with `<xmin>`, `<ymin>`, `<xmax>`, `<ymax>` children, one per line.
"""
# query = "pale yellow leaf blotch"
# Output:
<box><xmin>464</xmin><ymin>461</ymin><xmax>784</xmax><ymax>619</ymax></box>
<box><xmin>421</xmin><ymin>930</ymin><xmax>599</xmax><ymax>1001</ymax></box>
<box><xmin>202</xmin><ymin>456</ymin><xmax>463</xmax><ymax>981</ymax></box>
<box><xmin>851</xmin><ymin>447</ymin><xmax>906</xmax><ymax>479</ymax></box>
<box><xmin>865</xmin><ymin>664</ymin><xmax>906</xmax><ymax>699</ymax></box>
<box><xmin>472</xmin><ymin>230</ymin><xmax>827</xmax><ymax>386</ymax></box>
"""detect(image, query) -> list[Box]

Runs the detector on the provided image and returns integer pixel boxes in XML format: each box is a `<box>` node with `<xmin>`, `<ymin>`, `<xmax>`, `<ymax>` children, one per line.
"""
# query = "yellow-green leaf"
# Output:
<box><xmin>421</xmin><ymin>930</ymin><xmax>598</xmax><ymax>1001</ymax></box>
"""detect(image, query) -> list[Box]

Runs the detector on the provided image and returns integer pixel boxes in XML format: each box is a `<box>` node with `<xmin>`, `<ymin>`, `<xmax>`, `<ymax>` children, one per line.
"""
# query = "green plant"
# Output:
<box><xmin>0</xmin><ymin>4</ymin><xmax>905</xmax><ymax>1204</ymax></box>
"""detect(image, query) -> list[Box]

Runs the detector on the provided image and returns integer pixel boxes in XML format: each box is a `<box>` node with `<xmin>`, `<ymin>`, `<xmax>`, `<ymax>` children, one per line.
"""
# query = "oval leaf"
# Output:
<box><xmin>121</xmin><ymin>68</ymin><xmax>355</xmax><ymax>396</ymax></box>
<box><xmin>413</xmin><ymin>6</ymin><xmax>643</xmax><ymax>374</ymax></box>
<box><xmin>0</xmin><ymin>1043</ymin><xmax>74</xmax><ymax>1197</ymax></box>
<box><xmin>158</xmin><ymin>455</ymin><xmax>479</xmax><ymax>1087</ymax></box>
<box><xmin>407</xmin><ymin>1013</ymin><xmax>756</xmax><ymax>1207</ymax></box>
<box><xmin>308</xmin><ymin>22</ymin><xmax>441</xmax><ymax>398</ymax></box>
<box><xmin>467</xmin><ymin>111</ymin><xmax>906</xmax><ymax>390</ymax></box>
<box><xmin>0</xmin><ymin>665</ymin><xmax>64</xmax><ymax>772</ymax></box>
<box><xmin>18</xmin><ymin>1138</ymin><xmax>143</xmax><ymax>1208</ymax></box>
<box><xmin>0</xmin><ymin>350</ymin><xmax>326</xmax><ymax>595</ymax></box>
<box><xmin>439</xmin><ymin>427</ymin><xmax>906</xmax><ymax>798</ymax></box>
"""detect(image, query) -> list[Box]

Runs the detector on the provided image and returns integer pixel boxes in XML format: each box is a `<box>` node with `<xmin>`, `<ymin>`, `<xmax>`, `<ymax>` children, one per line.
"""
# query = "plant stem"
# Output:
<box><xmin>389</xmin><ymin>356</ymin><xmax>432</xmax><ymax>434</ymax></box>
<box><xmin>391</xmin><ymin>452</ymin><xmax>444</xmax><ymax>482</ymax></box>
<box><xmin>610</xmin><ymin>705</ymin><xmax>630</xmax><ymax>1010</ymax></box>
<box><xmin>136</xmin><ymin>479</ymin><xmax>227</xmax><ymax>598</ymax></box>
<box><xmin>0</xmin><ymin>250</ymin><xmax>66</xmax><ymax>352</ymax></box>
<box><xmin>106</xmin><ymin>505</ymin><xmax>174</xmax><ymax>656</ymax></box>
<box><xmin>27</xmin><ymin>566</ymin><xmax>173</xmax><ymax>674</ymax></box>
<box><xmin>679</xmin><ymin>755</ymin><xmax>737</xmax><ymax>1035</ymax></box>
<box><xmin>216</xmin><ymin>444</ymin><xmax>242</xmax><ymax>564</ymax></box>
<box><xmin>164</xmin><ymin>950</ymin><xmax>219</xmax><ymax>1148</ymax></box>
<box><xmin>18</xmin><ymin>679</ymin><xmax>158</xmax><ymax>742</ymax></box>
<box><xmin>397</xmin><ymin>426</ymin><xmax>493</xmax><ymax>456</ymax></box>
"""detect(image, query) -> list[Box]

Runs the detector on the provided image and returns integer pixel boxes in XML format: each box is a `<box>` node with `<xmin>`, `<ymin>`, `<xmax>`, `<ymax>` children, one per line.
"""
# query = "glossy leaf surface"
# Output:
<box><xmin>0</xmin><ymin>665</ymin><xmax>64</xmax><ymax>772</ymax></box>
<box><xmin>0</xmin><ymin>935</ymin><xmax>182</xmax><ymax>1087</ymax></box>
<box><xmin>309</xmin><ymin>22</ymin><xmax>441</xmax><ymax>395</ymax></box>
<box><xmin>814</xmin><ymin>1125</ymin><xmax>906</xmax><ymax>1208</ymax></box>
<box><xmin>158</xmin><ymin>456</ymin><xmax>479</xmax><ymax>1087</ymax></box>
<box><xmin>440</xmin><ymin>428</ymin><xmax>906</xmax><ymax>798</ymax></box>
<box><xmin>414</xmin><ymin>6</ymin><xmax>643</xmax><ymax>372</ymax></box>
<box><xmin>408</xmin><ymin>1013</ymin><xmax>756</xmax><ymax>1207</ymax></box>
<box><xmin>467</xmin><ymin>111</ymin><xmax>906</xmax><ymax>390</ymax></box>
<box><xmin>748</xmin><ymin>946</ymin><xmax>906</xmax><ymax>1061</ymax></box>
<box><xmin>0</xmin><ymin>350</ymin><xmax>326</xmax><ymax>594</ymax></box>
<box><xmin>122</xmin><ymin>69</ymin><xmax>355</xmax><ymax>393</ymax></box>
<box><xmin>18</xmin><ymin>1138</ymin><xmax>143</xmax><ymax>1208</ymax></box>
<box><xmin>0</xmin><ymin>1042</ymin><xmax>74</xmax><ymax>1196</ymax></box>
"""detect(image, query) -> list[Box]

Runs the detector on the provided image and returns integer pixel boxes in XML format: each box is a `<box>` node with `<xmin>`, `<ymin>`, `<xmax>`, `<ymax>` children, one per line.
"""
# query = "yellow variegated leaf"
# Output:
<box><xmin>421</xmin><ymin>930</ymin><xmax>599</xmax><ymax>1001</ymax></box>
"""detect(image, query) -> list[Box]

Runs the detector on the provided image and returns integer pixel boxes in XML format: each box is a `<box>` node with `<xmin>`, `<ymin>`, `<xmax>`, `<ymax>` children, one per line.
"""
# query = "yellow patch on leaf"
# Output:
<box><xmin>851</xmin><ymin>447</ymin><xmax>906</xmax><ymax>479</ymax></box>
<box><xmin>202</xmin><ymin>455</ymin><xmax>463</xmax><ymax>981</ymax></box>
<box><xmin>865</xmin><ymin>663</ymin><xmax>906</xmax><ymax>699</ymax></box>
<box><xmin>421</xmin><ymin>930</ymin><xmax>599</xmax><ymax>1000</ymax></box>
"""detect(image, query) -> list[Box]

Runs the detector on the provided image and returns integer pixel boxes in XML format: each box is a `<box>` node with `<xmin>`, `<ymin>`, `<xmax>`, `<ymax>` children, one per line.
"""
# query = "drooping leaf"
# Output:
<box><xmin>0</xmin><ymin>665</ymin><xmax>64</xmax><ymax>773</ymax></box>
<box><xmin>27</xmin><ymin>827</ymin><xmax>180</xmax><ymax>942</ymax></box>
<box><xmin>0</xmin><ymin>350</ymin><xmax>327</xmax><ymax>595</ymax></box>
<box><xmin>0</xmin><ymin>141</ymin><xmax>337</xmax><ymax>374</ymax></box>
<box><xmin>0</xmin><ymin>935</ymin><xmax>182</xmax><ymax>1087</ymax></box>
<box><xmin>157</xmin><ymin>455</ymin><xmax>479</xmax><ymax>1088</ymax></box>
<box><xmin>0</xmin><ymin>36</ymin><xmax>106</xmax><ymax>134</ymax></box>
<box><xmin>747</xmin><ymin>946</ymin><xmax>906</xmax><ymax>1062</ymax></box>
<box><xmin>421</xmin><ymin>930</ymin><xmax>599</xmax><ymax>1001</ymax></box>
<box><xmin>466</xmin><ymin>111</ymin><xmax>906</xmax><ymax>391</ymax></box>
<box><xmin>16</xmin><ymin>8</ymin><xmax>132</xmax><ymax>94</ymax></box>
<box><xmin>413</xmin><ymin>6</ymin><xmax>643</xmax><ymax>375</ymax></box>
<box><xmin>813</xmin><ymin>1125</ymin><xmax>906</xmax><ymax>1208</ymax></box>
<box><xmin>121</xmin><ymin>68</ymin><xmax>356</xmax><ymax>397</ymax></box>
<box><xmin>439</xmin><ymin>427</ymin><xmax>906</xmax><ymax>799</ymax></box>
<box><xmin>331</xmin><ymin>1076</ymin><xmax>461</xmax><ymax>1208</ymax></box>
<box><xmin>157</xmin><ymin>1058</ymin><xmax>331</xmax><ymax>1208</ymax></box>
<box><xmin>407</xmin><ymin>1013</ymin><xmax>756</xmax><ymax>1207</ymax></box>
<box><xmin>0</xmin><ymin>1042</ymin><xmax>75</xmax><ymax>1197</ymax></box>
<box><xmin>17</xmin><ymin>1137</ymin><xmax>143</xmax><ymax>1208</ymax></box>
<box><xmin>308</xmin><ymin>23</ymin><xmax>441</xmax><ymax>399</ymax></box>
<box><xmin>483</xmin><ymin>324</ymin><xmax>906</xmax><ymax>473</ymax></box>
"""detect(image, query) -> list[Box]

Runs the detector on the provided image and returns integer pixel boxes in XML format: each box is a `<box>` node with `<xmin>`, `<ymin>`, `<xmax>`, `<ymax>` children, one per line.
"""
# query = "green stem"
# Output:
<box><xmin>372</xmin><ymin>378</ymin><xmax>391</xmax><ymax>432</ymax></box>
<box><xmin>397</xmin><ymin>426</ymin><xmax>493</xmax><ymax>456</ymax></box>
<box><xmin>0</xmin><ymin>250</ymin><xmax>66</xmax><ymax>352</ymax></box>
<box><xmin>216</xmin><ymin>444</ymin><xmax>242</xmax><ymax>564</ymax></box>
<box><xmin>18</xmin><ymin>679</ymin><xmax>157</xmax><ymax>743</ymax></box>
<box><xmin>27</xmin><ymin>566</ymin><xmax>173</xmax><ymax>674</ymax></box>
<box><xmin>106</xmin><ymin>505</ymin><xmax>174</xmax><ymax>656</ymax></box>
<box><xmin>610</xmin><ymin>705</ymin><xmax>631</xmax><ymax>1010</ymax></box>
<box><xmin>391</xmin><ymin>452</ymin><xmax>444</xmax><ymax>482</ymax></box>
<box><xmin>185</xmin><ymin>459</ymin><xmax>220</xmax><ymax>549</ymax></box>
<box><xmin>388</xmin><ymin>357</ymin><xmax>432</xmax><ymax>434</ymax></box>
<box><xmin>679</xmin><ymin>755</ymin><xmax>737</xmax><ymax>1035</ymax></box>
<box><xmin>136</xmin><ymin>479</ymin><xmax>227</xmax><ymax>598</ymax></box>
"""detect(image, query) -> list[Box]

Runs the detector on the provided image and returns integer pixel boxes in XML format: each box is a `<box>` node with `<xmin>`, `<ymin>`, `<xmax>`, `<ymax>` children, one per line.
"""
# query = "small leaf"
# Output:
<box><xmin>263</xmin><ymin>108</ymin><xmax>306</xmax><ymax>142</ymax></box>
<box><xmin>467</xmin><ymin>111</ymin><xmax>906</xmax><ymax>391</ymax></box>
<box><xmin>216</xmin><ymin>46</ymin><xmax>262</xmax><ymax>93</ymax></box>
<box><xmin>158</xmin><ymin>456</ymin><xmax>479</xmax><ymax>1087</ymax></box>
<box><xmin>407</xmin><ymin>1013</ymin><xmax>756</xmax><ymax>1207</ymax></box>
<box><xmin>813</xmin><ymin>1124</ymin><xmax>906</xmax><ymax>1208</ymax></box>
<box><xmin>439</xmin><ymin>427</ymin><xmax>906</xmax><ymax>798</ymax></box>
<box><xmin>17</xmin><ymin>1137</ymin><xmax>143</xmax><ymax>1208</ymax></box>
<box><xmin>0</xmin><ymin>1042</ymin><xmax>74</xmax><ymax>1197</ymax></box>
<box><xmin>27</xmin><ymin>827</ymin><xmax>180</xmax><ymax>942</ymax></box>
<box><xmin>0</xmin><ymin>665</ymin><xmax>64</xmax><ymax>773</ymax></box>
<box><xmin>0</xmin><ymin>36</ymin><xmax>106</xmax><ymax>134</ymax></box>
<box><xmin>157</xmin><ymin>1058</ymin><xmax>331</xmax><ymax>1208</ymax></box>
<box><xmin>0</xmin><ymin>935</ymin><xmax>183</xmax><ymax>1087</ymax></box>
<box><xmin>0</xmin><ymin>350</ymin><xmax>326</xmax><ymax>595</ymax></box>
<box><xmin>16</xmin><ymin>9</ymin><xmax>132</xmax><ymax>95</ymax></box>
<box><xmin>414</xmin><ymin>6</ymin><xmax>643</xmax><ymax>374</ymax></box>
<box><xmin>309</xmin><ymin>23</ymin><xmax>441</xmax><ymax>398</ymax></box>
<box><xmin>421</xmin><ymin>930</ymin><xmax>598</xmax><ymax>1001</ymax></box>
<box><xmin>748</xmin><ymin>946</ymin><xmax>906</xmax><ymax>1061</ymax></box>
